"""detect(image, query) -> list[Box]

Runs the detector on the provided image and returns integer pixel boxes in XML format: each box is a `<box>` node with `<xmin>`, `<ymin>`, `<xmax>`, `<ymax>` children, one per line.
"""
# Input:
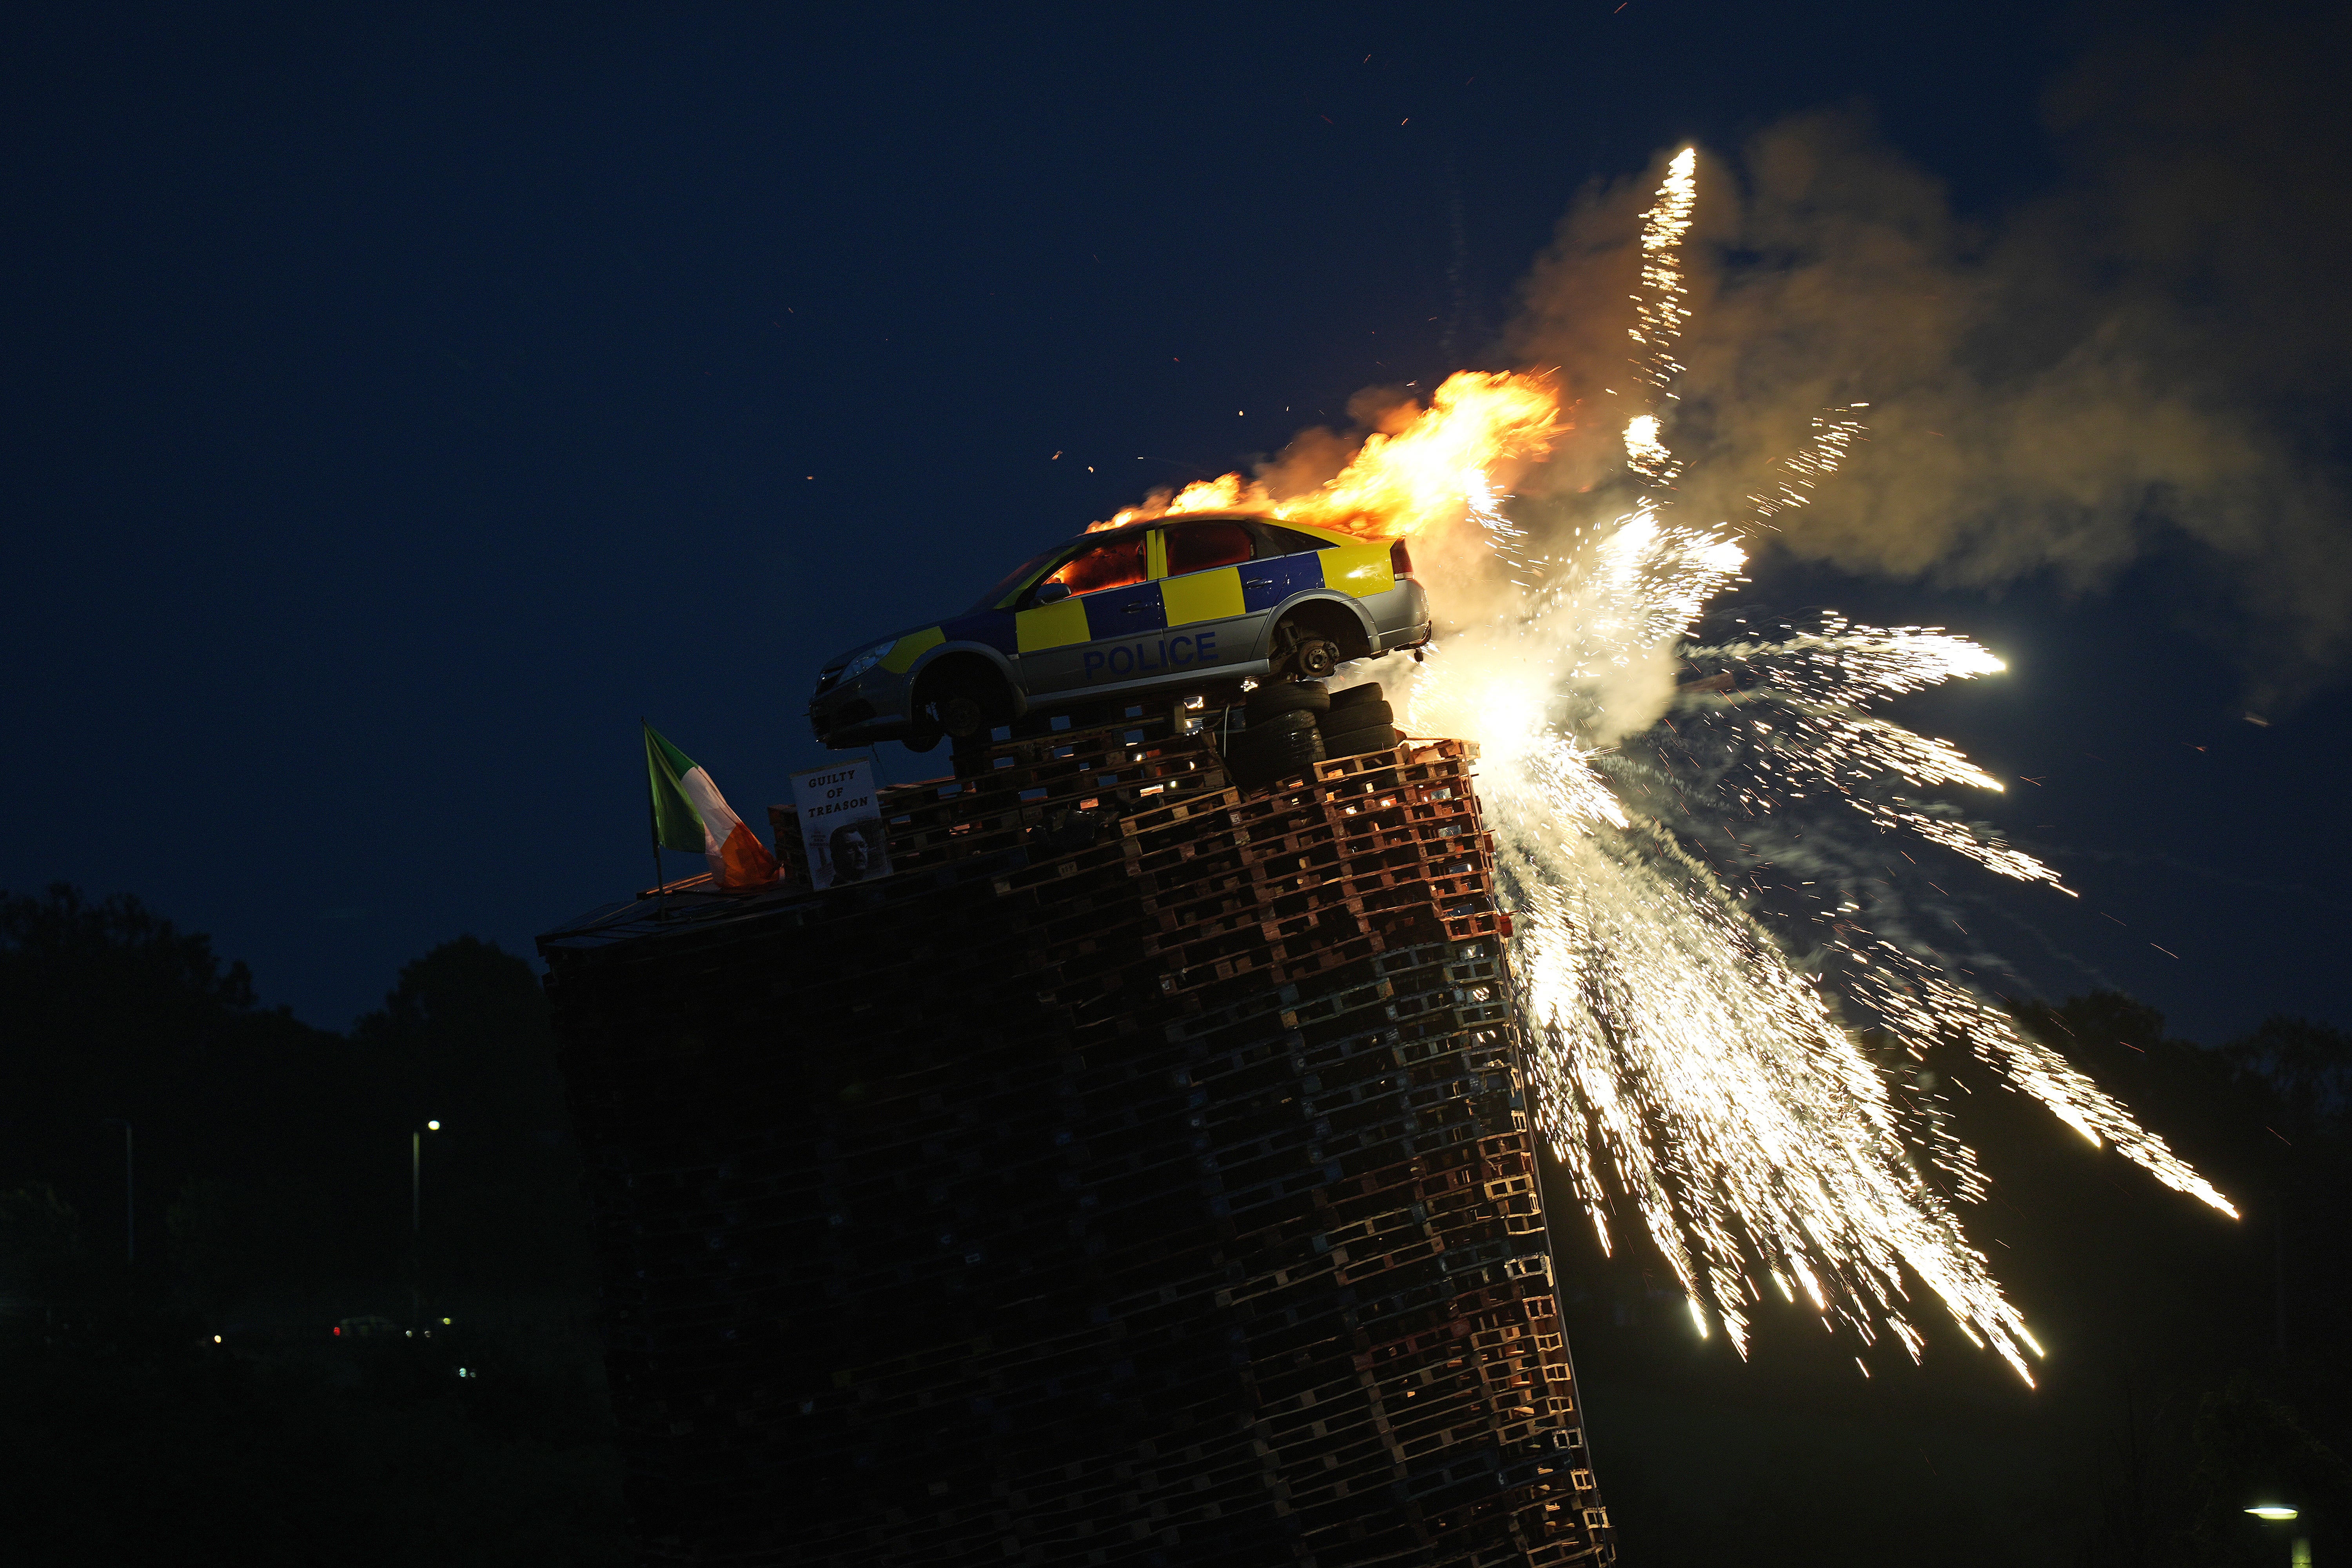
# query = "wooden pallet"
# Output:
<box><xmin>541</xmin><ymin>733</ymin><xmax>1612</xmax><ymax>1568</ymax></box>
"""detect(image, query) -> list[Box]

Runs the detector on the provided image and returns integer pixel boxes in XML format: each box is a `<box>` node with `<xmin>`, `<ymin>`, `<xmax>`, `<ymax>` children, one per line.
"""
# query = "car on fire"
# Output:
<box><xmin>808</xmin><ymin>513</ymin><xmax>1431</xmax><ymax>750</ymax></box>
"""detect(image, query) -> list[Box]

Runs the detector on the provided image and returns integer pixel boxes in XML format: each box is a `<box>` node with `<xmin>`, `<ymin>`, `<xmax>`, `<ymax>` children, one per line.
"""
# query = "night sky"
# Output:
<box><xmin>4</xmin><ymin>2</ymin><xmax>2344</xmax><ymax>1051</ymax></box>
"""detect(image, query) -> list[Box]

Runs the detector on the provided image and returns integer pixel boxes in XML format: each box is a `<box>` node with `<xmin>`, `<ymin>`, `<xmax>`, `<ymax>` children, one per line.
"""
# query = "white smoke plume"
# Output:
<box><xmin>1506</xmin><ymin>18</ymin><xmax>2352</xmax><ymax>710</ymax></box>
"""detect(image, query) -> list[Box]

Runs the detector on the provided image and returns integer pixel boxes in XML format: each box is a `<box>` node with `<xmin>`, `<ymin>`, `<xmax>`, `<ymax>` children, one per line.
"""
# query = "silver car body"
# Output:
<box><xmin>808</xmin><ymin>513</ymin><xmax>1432</xmax><ymax>748</ymax></box>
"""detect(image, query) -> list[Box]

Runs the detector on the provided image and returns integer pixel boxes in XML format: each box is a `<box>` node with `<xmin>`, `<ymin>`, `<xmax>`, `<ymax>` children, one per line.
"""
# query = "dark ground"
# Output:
<box><xmin>0</xmin><ymin>889</ymin><xmax>626</xmax><ymax>1566</ymax></box>
<box><xmin>4</xmin><ymin>885</ymin><xmax>2346</xmax><ymax>1564</ymax></box>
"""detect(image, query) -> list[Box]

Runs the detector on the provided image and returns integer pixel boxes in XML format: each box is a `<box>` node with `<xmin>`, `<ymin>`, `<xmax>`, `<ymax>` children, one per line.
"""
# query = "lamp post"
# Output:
<box><xmin>2246</xmin><ymin>1505</ymin><xmax>2310</xmax><ymax>1567</ymax></box>
<box><xmin>101</xmin><ymin>1118</ymin><xmax>133</xmax><ymax>1265</ymax></box>
<box><xmin>411</xmin><ymin>1119</ymin><xmax>440</xmax><ymax>1331</ymax></box>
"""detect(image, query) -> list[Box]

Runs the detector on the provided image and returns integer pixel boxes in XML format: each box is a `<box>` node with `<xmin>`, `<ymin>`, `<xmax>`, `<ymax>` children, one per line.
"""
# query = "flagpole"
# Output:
<box><xmin>648</xmin><ymin>795</ymin><xmax>664</xmax><ymax>899</ymax></box>
<box><xmin>643</xmin><ymin>718</ymin><xmax>665</xmax><ymax>906</ymax></box>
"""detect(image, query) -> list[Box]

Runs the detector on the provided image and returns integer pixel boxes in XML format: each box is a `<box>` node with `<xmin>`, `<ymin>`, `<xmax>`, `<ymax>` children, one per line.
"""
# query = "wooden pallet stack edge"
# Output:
<box><xmin>541</xmin><ymin>720</ymin><xmax>1612</xmax><ymax>1568</ymax></box>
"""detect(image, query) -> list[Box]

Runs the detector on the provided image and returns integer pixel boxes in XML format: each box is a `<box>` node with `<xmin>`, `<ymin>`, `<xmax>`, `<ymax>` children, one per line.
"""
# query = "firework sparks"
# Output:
<box><xmin>1102</xmin><ymin>145</ymin><xmax>2235</xmax><ymax>1378</ymax></box>
<box><xmin>1630</xmin><ymin>145</ymin><xmax>1699</xmax><ymax>401</ymax></box>
<box><xmin>1746</xmin><ymin>409</ymin><xmax>1867</xmax><ymax>524</ymax></box>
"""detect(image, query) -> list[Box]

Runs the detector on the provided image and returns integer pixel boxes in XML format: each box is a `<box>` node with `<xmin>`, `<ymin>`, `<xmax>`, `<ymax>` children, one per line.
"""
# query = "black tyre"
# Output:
<box><xmin>922</xmin><ymin>670</ymin><xmax>1006</xmax><ymax>739</ymax></box>
<box><xmin>1319</xmin><ymin>721</ymin><xmax>1397</xmax><ymax>758</ymax></box>
<box><xmin>1319</xmin><ymin>699</ymin><xmax>1392</xmax><ymax>731</ymax></box>
<box><xmin>1230</xmin><ymin>719</ymin><xmax>1324</xmax><ymax>787</ymax></box>
<box><xmin>1328</xmin><ymin>682</ymin><xmax>1384</xmax><ymax>713</ymax></box>
<box><xmin>1246</xmin><ymin>680</ymin><xmax>1329</xmax><ymax>721</ymax></box>
<box><xmin>939</xmin><ymin>695</ymin><xmax>989</xmax><ymax>739</ymax></box>
<box><xmin>1244</xmin><ymin>706</ymin><xmax>1319</xmax><ymax>738</ymax></box>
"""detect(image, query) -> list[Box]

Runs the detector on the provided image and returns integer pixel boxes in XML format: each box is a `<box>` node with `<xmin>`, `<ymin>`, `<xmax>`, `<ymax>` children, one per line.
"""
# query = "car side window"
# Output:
<box><xmin>1257</xmin><ymin>524</ymin><xmax>1332</xmax><ymax>557</ymax></box>
<box><xmin>1042</xmin><ymin>535</ymin><xmax>1147</xmax><ymax>596</ymax></box>
<box><xmin>1163</xmin><ymin>521</ymin><xmax>1255</xmax><ymax>576</ymax></box>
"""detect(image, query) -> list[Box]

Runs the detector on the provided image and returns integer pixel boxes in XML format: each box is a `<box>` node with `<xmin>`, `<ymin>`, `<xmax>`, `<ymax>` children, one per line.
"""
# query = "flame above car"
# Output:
<box><xmin>1088</xmin><ymin>370</ymin><xmax>1564</xmax><ymax>541</ymax></box>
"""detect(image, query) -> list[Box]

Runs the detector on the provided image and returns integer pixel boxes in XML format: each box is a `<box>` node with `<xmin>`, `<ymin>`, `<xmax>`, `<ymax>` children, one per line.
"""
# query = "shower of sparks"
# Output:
<box><xmin>1389</xmin><ymin>148</ymin><xmax>2236</xmax><ymax>1379</ymax></box>
<box><xmin>1094</xmin><ymin>144</ymin><xmax>2236</xmax><ymax>1380</ymax></box>
<box><xmin>1629</xmin><ymin>145</ymin><xmax>1698</xmax><ymax>401</ymax></box>
<box><xmin>1746</xmin><ymin>409</ymin><xmax>1867</xmax><ymax>524</ymax></box>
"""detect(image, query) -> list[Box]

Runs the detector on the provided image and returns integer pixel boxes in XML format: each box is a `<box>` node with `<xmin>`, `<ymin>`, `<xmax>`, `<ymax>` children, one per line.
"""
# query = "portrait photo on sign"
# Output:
<box><xmin>788</xmin><ymin>755</ymin><xmax>892</xmax><ymax>889</ymax></box>
<box><xmin>820</xmin><ymin>817</ymin><xmax>886</xmax><ymax>885</ymax></box>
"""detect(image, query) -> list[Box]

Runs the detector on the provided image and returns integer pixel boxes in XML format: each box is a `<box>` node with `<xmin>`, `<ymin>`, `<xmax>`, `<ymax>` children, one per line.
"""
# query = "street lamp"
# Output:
<box><xmin>2245</xmin><ymin>1505</ymin><xmax>2311</xmax><ymax>1567</ymax></box>
<box><xmin>412</xmin><ymin>1120</ymin><xmax>441</xmax><ymax>1331</ymax></box>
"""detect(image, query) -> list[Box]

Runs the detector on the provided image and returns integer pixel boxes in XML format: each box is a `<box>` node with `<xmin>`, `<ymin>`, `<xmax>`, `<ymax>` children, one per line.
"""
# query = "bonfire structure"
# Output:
<box><xmin>539</xmin><ymin>697</ymin><xmax>1614</xmax><ymax>1567</ymax></box>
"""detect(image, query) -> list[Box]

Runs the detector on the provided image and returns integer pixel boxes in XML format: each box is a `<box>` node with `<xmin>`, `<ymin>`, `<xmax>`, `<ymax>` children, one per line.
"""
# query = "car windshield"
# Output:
<box><xmin>973</xmin><ymin>543</ymin><xmax>1069</xmax><ymax>610</ymax></box>
<box><xmin>1042</xmin><ymin>535</ymin><xmax>1146</xmax><ymax>595</ymax></box>
<box><xmin>974</xmin><ymin>528</ymin><xmax>1154</xmax><ymax>608</ymax></box>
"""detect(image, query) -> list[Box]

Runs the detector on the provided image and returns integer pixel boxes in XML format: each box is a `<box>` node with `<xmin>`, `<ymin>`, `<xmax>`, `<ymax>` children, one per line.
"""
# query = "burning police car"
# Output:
<box><xmin>808</xmin><ymin>514</ymin><xmax>1431</xmax><ymax>750</ymax></box>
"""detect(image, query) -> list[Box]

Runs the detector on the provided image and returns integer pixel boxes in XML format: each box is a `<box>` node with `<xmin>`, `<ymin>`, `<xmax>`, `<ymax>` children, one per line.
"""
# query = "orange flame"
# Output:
<box><xmin>1091</xmin><ymin>370</ymin><xmax>1564</xmax><ymax>539</ymax></box>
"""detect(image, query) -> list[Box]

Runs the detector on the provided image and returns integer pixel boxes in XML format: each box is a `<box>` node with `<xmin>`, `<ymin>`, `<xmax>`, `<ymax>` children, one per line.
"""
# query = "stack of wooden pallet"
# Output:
<box><xmin>539</xmin><ymin>707</ymin><xmax>1612</xmax><ymax>1567</ymax></box>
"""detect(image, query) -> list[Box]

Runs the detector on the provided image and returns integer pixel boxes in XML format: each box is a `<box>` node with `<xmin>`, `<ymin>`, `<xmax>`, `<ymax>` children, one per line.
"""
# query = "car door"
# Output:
<box><xmin>1241</xmin><ymin>523</ymin><xmax>1330</xmax><ymax>611</ymax></box>
<box><xmin>1012</xmin><ymin>532</ymin><xmax>1162</xmax><ymax>700</ymax></box>
<box><xmin>1152</xmin><ymin>518</ymin><xmax>1264</xmax><ymax>683</ymax></box>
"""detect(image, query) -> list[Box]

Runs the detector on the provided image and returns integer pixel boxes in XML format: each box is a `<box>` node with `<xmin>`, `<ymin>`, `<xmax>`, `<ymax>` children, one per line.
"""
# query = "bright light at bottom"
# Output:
<box><xmin>2247</xmin><ymin>1506</ymin><xmax>2301</xmax><ymax>1521</ymax></box>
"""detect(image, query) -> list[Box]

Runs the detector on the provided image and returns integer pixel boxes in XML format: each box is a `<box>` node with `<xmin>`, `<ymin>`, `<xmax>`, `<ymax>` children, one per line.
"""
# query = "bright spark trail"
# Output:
<box><xmin>1103</xmin><ymin>146</ymin><xmax>2236</xmax><ymax>1381</ymax></box>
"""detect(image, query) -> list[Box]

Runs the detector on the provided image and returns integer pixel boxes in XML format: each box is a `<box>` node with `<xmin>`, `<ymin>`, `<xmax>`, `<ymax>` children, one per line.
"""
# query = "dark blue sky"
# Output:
<box><xmin>3</xmin><ymin>2</ymin><xmax>2342</xmax><ymax>1045</ymax></box>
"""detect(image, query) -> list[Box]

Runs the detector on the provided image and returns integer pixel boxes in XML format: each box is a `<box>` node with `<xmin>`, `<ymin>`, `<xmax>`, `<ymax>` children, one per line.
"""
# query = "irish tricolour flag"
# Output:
<box><xmin>644</xmin><ymin>722</ymin><xmax>782</xmax><ymax>888</ymax></box>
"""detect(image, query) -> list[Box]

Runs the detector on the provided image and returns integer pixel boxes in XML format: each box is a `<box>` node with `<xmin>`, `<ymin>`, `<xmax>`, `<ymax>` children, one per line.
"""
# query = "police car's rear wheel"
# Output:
<box><xmin>1269</xmin><ymin>617</ymin><xmax>1345</xmax><ymax>682</ymax></box>
<box><xmin>1293</xmin><ymin>637</ymin><xmax>1340</xmax><ymax>680</ymax></box>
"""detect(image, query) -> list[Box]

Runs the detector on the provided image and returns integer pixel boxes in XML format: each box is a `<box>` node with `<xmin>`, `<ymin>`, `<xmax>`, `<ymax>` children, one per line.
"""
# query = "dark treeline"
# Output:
<box><xmin>4</xmin><ymin>882</ymin><xmax>2347</xmax><ymax>1565</ymax></box>
<box><xmin>0</xmin><ymin>885</ymin><xmax>623</xmax><ymax>1565</ymax></box>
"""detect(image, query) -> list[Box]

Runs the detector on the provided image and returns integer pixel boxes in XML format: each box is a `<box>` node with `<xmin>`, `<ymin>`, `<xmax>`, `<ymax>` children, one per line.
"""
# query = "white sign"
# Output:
<box><xmin>789</xmin><ymin>755</ymin><xmax>891</xmax><ymax>888</ymax></box>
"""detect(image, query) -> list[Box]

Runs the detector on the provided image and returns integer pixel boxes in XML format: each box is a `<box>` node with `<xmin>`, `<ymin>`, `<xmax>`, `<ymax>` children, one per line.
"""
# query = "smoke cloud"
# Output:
<box><xmin>1507</xmin><ymin>14</ymin><xmax>2352</xmax><ymax>710</ymax></box>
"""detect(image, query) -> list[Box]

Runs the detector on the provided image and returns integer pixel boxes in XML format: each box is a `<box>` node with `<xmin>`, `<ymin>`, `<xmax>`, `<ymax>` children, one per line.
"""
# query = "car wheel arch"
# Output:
<box><xmin>910</xmin><ymin>646</ymin><xmax>1024</xmax><ymax>719</ymax></box>
<box><xmin>1259</xmin><ymin>593</ymin><xmax>1376</xmax><ymax>662</ymax></box>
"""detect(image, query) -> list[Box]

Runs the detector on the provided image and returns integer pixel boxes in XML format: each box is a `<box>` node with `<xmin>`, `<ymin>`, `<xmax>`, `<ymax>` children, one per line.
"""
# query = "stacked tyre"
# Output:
<box><xmin>1319</xmin><ymin>682</ymin><xmax>1397</xmax><ymax>758</ymax></box>
<box><xmin>1225</xmin><ymin>681</ymin><xmax>1403</xmax><ymax>789</ymax></box>
<box><xmin>1226</xmin><ymin>681</ymin><xmax>1327</xmax><ymax>789</ymax></box>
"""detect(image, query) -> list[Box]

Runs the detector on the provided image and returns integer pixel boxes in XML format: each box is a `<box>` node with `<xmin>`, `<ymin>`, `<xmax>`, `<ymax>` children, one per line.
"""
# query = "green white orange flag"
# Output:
<box><xmin>643</xmin><ymin>722</ymin><xmax>782</xmax><ymax>888</ymax></box>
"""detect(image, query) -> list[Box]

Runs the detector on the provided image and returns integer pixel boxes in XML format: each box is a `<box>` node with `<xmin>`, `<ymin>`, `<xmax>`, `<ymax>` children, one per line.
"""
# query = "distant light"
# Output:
<box><xmin>2248</xmin><ymin>1506</ymin><xmax>2301</xmax><ymax>1521</ymax></box>
<box><xmin>426</xmin><ymin>1120</ymin><xmax>441</xmax><ymax>1132</ymax></box>
<box><xmin>213</xmin><ymin>1334</ymin><xmax>223</xmax><ymax>1344</ymax></box>
<box><xmin>441</xmin><ymin>1317</ymin><xmax>452</xmax><ymax>1325</ymax></box>
<box><xmin>332</xmin><ymin>1326</ymin><xmax>341</xmax><ymax>1337</ymax></box>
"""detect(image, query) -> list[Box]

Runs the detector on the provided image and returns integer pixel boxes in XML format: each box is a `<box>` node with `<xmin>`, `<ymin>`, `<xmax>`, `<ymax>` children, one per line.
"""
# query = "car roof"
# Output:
<box><xmin>1060</xmin><ymin>512</ymin><xmax>1360</xmax><ymax>549</ymax></box>
<box><xmin>981</xmin><ymin>511</ymin><xmax>1368</xmax><ymax>611</ymax></box>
